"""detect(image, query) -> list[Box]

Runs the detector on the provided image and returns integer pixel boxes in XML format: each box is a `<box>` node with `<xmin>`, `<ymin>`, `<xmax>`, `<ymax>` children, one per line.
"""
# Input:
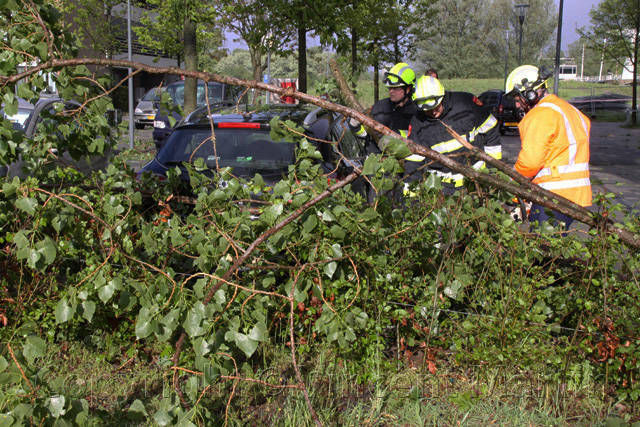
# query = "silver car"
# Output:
<box><xmin>1</xmin><ymin>97</ymin><xmax>111</xmax><ymax>178</ymax></box>
<box><xmin>134</xmin><ymin>87</ymin><xmax>163</xmax><ymax>129</ymax></box>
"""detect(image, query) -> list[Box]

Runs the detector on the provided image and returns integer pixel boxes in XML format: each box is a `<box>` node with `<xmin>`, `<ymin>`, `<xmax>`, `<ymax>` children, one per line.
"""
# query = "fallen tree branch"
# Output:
<box><xmin>4</xmin><ymin>57</ymin><xmax>639</xmax><ymax>250</ymax></box>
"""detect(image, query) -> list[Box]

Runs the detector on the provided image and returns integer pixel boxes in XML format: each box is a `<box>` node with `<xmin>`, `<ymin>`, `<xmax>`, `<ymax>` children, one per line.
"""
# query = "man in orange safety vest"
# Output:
<box><xmin>505</xmin><ymin>65</ymin><xmax>592</xmax><ymax>230</ymax></box>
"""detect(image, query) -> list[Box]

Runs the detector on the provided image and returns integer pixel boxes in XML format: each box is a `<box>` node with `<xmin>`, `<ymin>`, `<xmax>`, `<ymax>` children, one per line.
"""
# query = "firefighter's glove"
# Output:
<box><xmin>349</xmin><ymin>118</ymin><xmax>368</xmax><ymax>139</ymax></box>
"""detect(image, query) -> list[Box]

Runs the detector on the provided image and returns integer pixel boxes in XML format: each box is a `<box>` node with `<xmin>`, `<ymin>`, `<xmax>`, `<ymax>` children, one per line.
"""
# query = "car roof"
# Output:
<box><xmin>180</xmin><ymin>103</ymin><xmax>318</xmax><ymax>128</ymax></box>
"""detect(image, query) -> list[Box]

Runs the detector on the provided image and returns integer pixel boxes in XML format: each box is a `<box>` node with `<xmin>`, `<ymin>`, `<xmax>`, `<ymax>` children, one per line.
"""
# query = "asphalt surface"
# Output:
<box><xmin>501</xmin><ymin>121</ymin><xmax>640</xmax><ymax>217</ymax></box>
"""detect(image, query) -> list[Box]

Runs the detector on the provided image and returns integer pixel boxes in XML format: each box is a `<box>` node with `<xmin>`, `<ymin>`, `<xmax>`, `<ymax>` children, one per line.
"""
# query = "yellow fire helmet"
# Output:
<box><xmin>412</xmin><ymin>75</ymin><xmax>445</xmax><ymax>111</ymax></box>
<box><xmin>383</xmin><ymin>63</ymin><xmax>416</xmax><ymax>87</ymax></box>
<box><xmin>505</xmin><ymin>65</ymin><xmax>548</xmax><ymax>99</ymax></box>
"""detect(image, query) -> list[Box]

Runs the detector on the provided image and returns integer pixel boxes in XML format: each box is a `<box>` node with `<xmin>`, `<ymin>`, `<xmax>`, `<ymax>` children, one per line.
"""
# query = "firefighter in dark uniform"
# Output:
<box><xmin>370</xmin><ymin>62</ymin><xmax>419</xmax><ymax>139</ymax></box>
<box><xmin>405</xmin><ymin>75</ymin><xmax>502</xmax><ymax>193</ymax></box>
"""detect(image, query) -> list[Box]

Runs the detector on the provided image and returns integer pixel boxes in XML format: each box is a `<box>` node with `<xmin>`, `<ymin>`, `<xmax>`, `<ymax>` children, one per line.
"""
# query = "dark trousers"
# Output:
<box><xmin>528</xmin><ymin>204</ymin><xmax>574</xmax><ymax>232</ymax></box>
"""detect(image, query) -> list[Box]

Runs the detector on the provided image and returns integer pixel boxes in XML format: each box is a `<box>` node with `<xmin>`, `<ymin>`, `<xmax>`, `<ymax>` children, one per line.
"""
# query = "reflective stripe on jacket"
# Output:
<box><xmin>515</xmin><ymin>94</ymin><xmax>592</xmax><ymax>206</ymax></box>
<box><xmin>406</xmin><ymin>91</ymin><xmax>501</xmax><ymax>187</ymax></box>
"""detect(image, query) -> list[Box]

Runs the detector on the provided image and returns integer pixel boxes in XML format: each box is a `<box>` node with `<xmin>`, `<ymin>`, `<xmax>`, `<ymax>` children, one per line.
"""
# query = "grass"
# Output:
<box><xmin>35</xmin><ymin>341</ymin><xmax>636</xmax><ymax>426</ymax></box>
<box><xmin>351</xmin><ymin>77</ymin><xmax>634</xmax><ymax>113</ymax></box>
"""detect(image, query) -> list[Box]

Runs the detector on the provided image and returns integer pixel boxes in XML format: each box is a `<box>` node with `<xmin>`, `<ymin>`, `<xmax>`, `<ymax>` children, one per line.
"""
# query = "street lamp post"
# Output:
<box><xmin>504</xmin><ymin>29</ymin><xmax>511</xmax><ymax>91</ymax></box>
<box><xmin>515</xmin><ymin>4</ymin><xmax>529</xmax><ymax>66</ymax></box>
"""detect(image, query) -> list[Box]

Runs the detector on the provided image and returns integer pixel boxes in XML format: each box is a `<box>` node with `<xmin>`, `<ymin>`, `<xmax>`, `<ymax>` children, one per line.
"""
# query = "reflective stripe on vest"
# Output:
<box><xmin>538</xmin><ymin>178</ymin><xmax>591</xmax><ymax>191</ymax></box>
<box><xmin>535</xmin><ymin>101</ymin><xmax>588</xmax><ymax>170</ymax></box>
<box><xmin>484</xmin><ymin>145</ymin><xmax>502</xmax><ymax>159</ymax></box>
<box><xmin>535</xmin><ymin>162</ymin><xmax>589</xmax><ymax>178</ymax></box>
<box><xmin>406</xmin><ymin>154</ymin><xmax>426</xmax><ymax>162</ymax></box>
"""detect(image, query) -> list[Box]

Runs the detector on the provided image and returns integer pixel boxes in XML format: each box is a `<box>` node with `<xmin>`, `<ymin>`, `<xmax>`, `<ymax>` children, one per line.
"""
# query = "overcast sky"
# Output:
<box><xmin>556</xmin><ymin>0</ymin><xmax>601</xmax><ymax>49</ymax></box>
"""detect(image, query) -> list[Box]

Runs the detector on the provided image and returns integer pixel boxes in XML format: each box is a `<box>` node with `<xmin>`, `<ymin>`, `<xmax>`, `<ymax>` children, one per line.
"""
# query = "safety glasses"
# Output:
<box><xmin>414</xmin><ymin>95</ymin><xmax>443</xmax><ymax>111</ymax></box>
<box><xmin>383</xmin><ymin>72</ymin><xmax>408</xmax><ymax>87</ymax></box>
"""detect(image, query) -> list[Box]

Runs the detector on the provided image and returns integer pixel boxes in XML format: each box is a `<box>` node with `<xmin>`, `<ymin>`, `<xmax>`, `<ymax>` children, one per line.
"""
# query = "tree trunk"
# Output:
<box><xmin>183</xmin><ymin>16</ymin><xmax>197</xmax><ymax>115</ymax></box>
<box><xmin>351</xmin><ymin>27</ymin><xmax>358</xmax><ymax>78</ymax></box>
<box><xmin>374</xmin><ymin>38</ymin><xmax>379</xmax><ymax>103</ymax></box>
<box><xmin>394</xmin><ymin>35</ymin><xmax>400</xmax><ymax>64</ymax></box>
<box><xmin>297</xmin><ymin>14</ymin><xmax>307</xmax><ymax>94</ymax></box>
<box><xmin>250</xmin><ymin>46</ymin><xmax>263</xmax><ymax>103</ymax></box>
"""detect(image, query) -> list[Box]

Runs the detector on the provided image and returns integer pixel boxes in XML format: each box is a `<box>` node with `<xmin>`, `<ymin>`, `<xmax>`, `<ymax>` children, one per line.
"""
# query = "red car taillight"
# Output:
<box><xmin>216</xmin><ymin>122</ymin><xmax>262</xmax><ymax>129</ymax></box>
<box><xmin>498</xmin><ymin>104</ymin><xmax>504</xmax><ymax>114</ymax></box>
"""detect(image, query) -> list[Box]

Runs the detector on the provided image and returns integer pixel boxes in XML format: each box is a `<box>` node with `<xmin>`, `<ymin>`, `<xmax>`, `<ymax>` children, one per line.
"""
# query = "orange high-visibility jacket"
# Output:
<box><xmin>515</xmin><ymin>94</ymin><xmax>592</xmax><ymax>207</ymax></box>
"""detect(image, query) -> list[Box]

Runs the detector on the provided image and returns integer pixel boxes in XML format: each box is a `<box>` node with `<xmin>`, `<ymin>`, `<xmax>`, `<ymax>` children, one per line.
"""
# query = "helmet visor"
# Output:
<box><xmin>383</xmin><ymin>72</ymin><xmax>408</xmax><ymax>87</ymax></box>
<box><xmin>414</xmin><ymin>95</ymin><xmax>444</xmax><ymax>111</ymax></box>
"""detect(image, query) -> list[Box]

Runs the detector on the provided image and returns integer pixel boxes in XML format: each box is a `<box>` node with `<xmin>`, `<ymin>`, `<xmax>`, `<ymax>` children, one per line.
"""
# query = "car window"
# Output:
<box><xmin>197</xmin><ymin>84</ymin><xmax>224</xmax><ymax>105</ymax></box>
<box><xmin>328</xmin><ymin>120</ymin><xmax>365</xmax><ymax>159</ymax></box>
<box><xmin>4</xmin><ymin>108</ymin><xmax>32</xmax><ymax>131</ymax></box>
<box><xmin>142</xmin><ymin>88</ymin><xmax>163</xmax><ymax>102</ymax></box>
<box><xmin>158</xmin><ymin>128</ymin><xmax>295</xmax><ymax>172</ymax></box>
<box><xmin>166</xmin><ymin>83</ymin><xmax>227</xmax><ymax>106</ymax></box>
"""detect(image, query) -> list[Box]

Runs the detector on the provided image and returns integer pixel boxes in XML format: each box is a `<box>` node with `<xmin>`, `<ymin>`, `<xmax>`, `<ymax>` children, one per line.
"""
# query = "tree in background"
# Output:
<box><xmin>566</xmin><ymin>39</ymin><xmax>619</xmax><ymax>78</ymax></box>
<box><xmin>59</xmin><ymin>0</ymin><xmax>123</xmax><ymax>59</ymax></box>
<box><xmin>214</xmin><ymin>47</ymin><xmax>333</xmax><ymax>85</ymax></box>
<box><xmin>413</xmin><ymin>0</ymin><xmax>557</xmax><ymax>79</ymax></box>
<box><xmin>219</xmin><ymin>0</ymin><xmax>295</xmax><ymax>88</ymax></box>
<box><xmin>135</xmin><ymin>0</ymin><xmax>223</xmax><ymax>114</ymax></box>
<box><xmin>578</xmin><ymin>0</ymin><xmax>640</xmax><ymax>125</ymax></box>
<box><xmin>263</xmin><ymin>0</ymin><xmax>349</xmax><ymax>94</ymax></box>
<box><xmin>352</xmin><ymin>0</ymin><xmax>419</xmax><ymax>102</ymax></box>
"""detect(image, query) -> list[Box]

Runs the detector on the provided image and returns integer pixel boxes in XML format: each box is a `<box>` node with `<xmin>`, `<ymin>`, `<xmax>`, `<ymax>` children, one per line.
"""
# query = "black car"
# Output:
<box><xmin>478</xmin><ymin>89</ymin><xmax>523</xmax><ymax>135</ymax></box>
<box><xmin>138</xmin><ymin>103</ymin><xmax>371</xmax><ymax>203</ymax></box>
<box><xmin>152</xmin><ymin>80</ymin><xmax>241</xmax><ymax>149</ymax></box>
<box><xmin>1</xmin><ymin>96</ymin><xmax>111</xmax><ymax>178</ymax></box>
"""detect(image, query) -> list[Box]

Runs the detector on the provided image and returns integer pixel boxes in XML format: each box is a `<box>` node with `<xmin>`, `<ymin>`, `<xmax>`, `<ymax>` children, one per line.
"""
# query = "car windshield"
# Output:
<box><xmin>157</xmin><ymin>128</ymin><xmax>296</xmax><ymax>177</ymax></box>
<box><xmin>142</xmin><ymin>88</ymin><xmax>163</xmax><ymax>102</ymax></box>
<box><xmin>166</xmin><ymin>83</ymin><xmax>224</xmax><ymax>107</ymax></box>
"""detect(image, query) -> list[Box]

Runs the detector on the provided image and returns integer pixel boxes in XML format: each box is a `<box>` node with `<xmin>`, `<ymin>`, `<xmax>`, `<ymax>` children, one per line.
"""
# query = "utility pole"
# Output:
<box><xmin>515</xmin><ymin>4</ymin><xmax>529</xmax><ymax>65</ymax></box>
<box><xmin>553</xmin><ymin>0</ymin><xmax>564</xmax><ymax>95</ymax></box>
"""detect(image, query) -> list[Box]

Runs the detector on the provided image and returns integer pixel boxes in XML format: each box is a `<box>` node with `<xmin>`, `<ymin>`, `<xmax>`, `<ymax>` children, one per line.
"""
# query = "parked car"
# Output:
<box><xmin>152</xmin><ymin>80</ymin><xmax>241</xmax><ymax>149</ymax></box>
<box><xmin>477</xmin><ymin>89</ymin><xmax>523</xmax><ymax>135</ymax></box>
<box><xmin>139</xmin><ymin>103</ymin><xmax>372</xmax><ymax>203</ymax></box>
<box><xmin>134</xmin><ymin>87</ymin><xmax>164</xmax><ymax>129</ymax></box>
<box><xmin>0</xmin><ymin>96</ymin><xmax>111</xmax><ymax>178</ymax></box>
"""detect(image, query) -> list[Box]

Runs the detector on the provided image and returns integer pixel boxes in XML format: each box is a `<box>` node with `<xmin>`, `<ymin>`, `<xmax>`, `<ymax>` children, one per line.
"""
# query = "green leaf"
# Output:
<box><xmin>16</xmin><ymin>197</ymin><xmax>37</xmax><ymax>215</ymax></box>
<box><xmin>324</xmin><ymin>261</ymin><xmax>337</xmax><ymax>278</ymax></box>
<box><xmin>79</xmin><ymin>300</ymin><xmax>96</xmax><ymax>322</ymax></box>
<box><xmin>98</xmin><ymin>282</ymin><xmax>115</xmax><ymax>303</ymax></box>
<box><xmin>127</xmin><ymin>399</ymin><xmax>148</xmax><ymax>420</ymax></box>
<box><xmin>47</xmin><ymin>396</ymin><xmax>66</xmax><ymax>418</ymax></box>
<box><xmin>330</xmin><ymin>244</ymin><xmax>343</xmax><ymax>257</ymax></box>
<box><xmin>362</xmin><ymin>154</ymin><xmax>378</xmax><ymax>175</ymax></box>
<box><xmin>154</xmin><ymin>406</ymin><xmax>174</xmax><ymax>427</ymax></box>
<box><xmin>302</xmin><ymin>214</ymin><xmax>317</xmax><ymax>233</ymax></box>
<box><xmin>330</xmin><ymin>225</ymin><xmax>346</xmax><ymax>239</ymax></box>
<box><xmin>248</xmin><ymin>322</ymin><xmax>267</xmax><ymax>342</ymax></box>
<box><xmin>184</xmin><ymin>303</ymin><xmax>206</xmax><ymax>338</ymax></box>
<box><xmin>135</xmin><ymin>307</ymin><xmax>156</xmax><ymax>339</ymax></box>
<box><xmin>23</xmin><ymin>335</ymin><xmax>46</xmax><ymax>365</ymax></box>
<box><xmin>2</xmin><ymin>180</ymin><xmax>18</xmax><ymax>196</ymax></box>
<box><xmin>234</xmin><ymin>333</ymin><xmax>259</xmax><ymax>357</ymax></box>
<box><xmin>0</xmin><ymin>356</ymin><xmax>8</xmax><ymax>373</ymax></box>
<box><xmin>262</xmin><ymin>202</ymin><xmax>284</xmax><ymax>223</ymax></box>
<box><xmin>0</xmin><ymin>414</ymin><xmax>15</xmax><ymax>426</ymax></box>
<box><xmin>55</xmin><ymin>299</ymin><xmax>74</xmax><ymax>324</ymax></box>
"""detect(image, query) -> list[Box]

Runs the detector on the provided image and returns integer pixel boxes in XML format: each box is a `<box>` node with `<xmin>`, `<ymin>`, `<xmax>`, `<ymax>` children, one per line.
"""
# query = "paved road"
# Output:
<box><xmin>501</xmin><ymin>121</ymin><xmax>640</xmax><ymax>216</ymax></box>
